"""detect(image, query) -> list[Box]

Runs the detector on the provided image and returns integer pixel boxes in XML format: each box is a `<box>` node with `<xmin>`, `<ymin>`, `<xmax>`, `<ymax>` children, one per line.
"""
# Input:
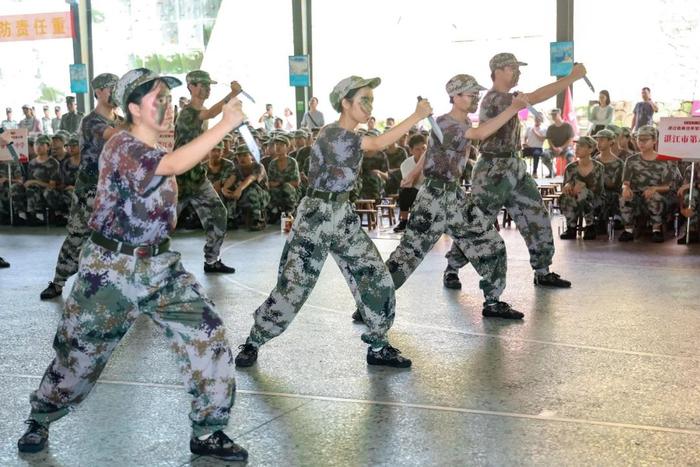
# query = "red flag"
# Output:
<box><xmin>562</xmin><ymin>86</ymin><xmax>579</xmax><ymax>136</ymax></box>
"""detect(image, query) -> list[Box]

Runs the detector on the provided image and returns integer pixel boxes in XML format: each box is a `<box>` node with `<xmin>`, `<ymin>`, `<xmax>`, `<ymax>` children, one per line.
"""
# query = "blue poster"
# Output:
<box><xmin>69</xmin><ymin>64</ymin><xmax>88</xmax><ymax>93</ymax></box>
<box><xmin>289</xmin><ymin>55</ymin><xmax>310</xmax><ymax>87</ymax></box>
<box><xmin>550</xmin><ymin>41</ymin><xmax>574</xmax><ymax>77</ymax></box>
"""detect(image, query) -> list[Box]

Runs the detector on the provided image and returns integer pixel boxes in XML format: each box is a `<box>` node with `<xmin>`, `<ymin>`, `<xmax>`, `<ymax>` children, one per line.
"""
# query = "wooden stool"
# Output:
<box><xmin>378</xmin><ymin>202</ymin><xmax>397</xmax><ymax>227</ymax></box>
<box><xmin>354</xmin><ymin>199</ymin><xmax>377</xmax><ymax>230</ymax></box>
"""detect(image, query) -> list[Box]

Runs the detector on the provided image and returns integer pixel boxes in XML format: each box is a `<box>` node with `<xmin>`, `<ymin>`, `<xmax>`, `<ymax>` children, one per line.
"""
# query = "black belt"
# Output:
<box><xmin>481</xmin><ymin>151</ymin><xmax>520</xmax><ymax>158</ymax></box>
<box><xmin>90</xmin><ymin>231</ymin><xmax>170</xmax><ymax>258</ymax></box>
<box><xmin>306</xmin><ymin>188</ymin><xmax>350</xmax><ymax>203</ymax></box>
<box><xmin>424</xmin><ymin>178</ymin><xmax>460</xmax><ymax>192</ymax></box>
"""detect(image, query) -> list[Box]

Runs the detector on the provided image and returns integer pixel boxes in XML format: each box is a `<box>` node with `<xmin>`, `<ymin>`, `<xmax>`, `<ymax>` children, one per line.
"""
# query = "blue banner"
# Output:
<box><xmin>550</xmin><ymin>41</ymin><xmax>574</xmax><ymax>77</ymax></box>
<box><xmin>289</xmin><ymin>55</ymin><xmax>310</xmax><ymax>87</ymax></box>
<box><xmin>69</xmin><ymin>64</ymin><xmax>88</xmax><ymax>94</ymax></box>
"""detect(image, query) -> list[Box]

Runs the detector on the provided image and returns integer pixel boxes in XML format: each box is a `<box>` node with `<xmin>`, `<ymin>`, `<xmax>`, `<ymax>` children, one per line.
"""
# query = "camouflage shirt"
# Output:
<box><xmin>79</xmin><ymin>110</ymin><xmax>123</xmax><ymax>183</ymax></box>
<box><xmin>60</xmin><ymin>111</ymin><xmax>84</xmax><ymax>134</ymax></box>
<box><xmin>90</xmin><ymin>131</ymin><xmax>177</xmax><ymax>245</ymax></box>
<box><xmin>206</xmin><ymin>159</ymin><xmax>235</xmax><ymax>187</ymax></box>
<box><xmin>385</xmin><ymin>146</ymin><xmax>408</xmax><ymax>170</ymax></box>
<box><xmin>174</xmin><ymin>106</ymin><xmax>207</xmax><ymax>197</ymax></box>
<box><xmin>682</xmin><ymin>162</ymin><xmax>700</xmax><ymax>186</ymax></box>
<box><xmin>423</xmin><ymin>113</ymin><xmax>471</xmax><ymax>183</ymax></box>
<box><xmin>0</xmin><ymin>159</ymin><xmax>23</xmax><ymax>182</ymax></box>
<box><xmin>593</xmin><ymin>155</ymin><xmax>624</xmax><ymax>191</ymax></box>
<box><xmin>268</xmin><ymin>156</ymin><xmax>300</xmax><ymax>184</ymax></box>
<box><xmin>60</xmin><ymin>157</ymin><xmax>81</xmax><ymax>186</ymax></box>
<box><xmin>308</xmin><ymin>122</ymin><xmax>364</xmax><ymax>192</ymax></box>
<box><xmin>622</xmin><ymin>154</ymin><xmax>681</xmax><ymax>191</ymax></box>
<box><xmin>234</xmin><ymin>162</ymin><xmax>267</xmax><ymax>189</ymax></box>
<box><xmin>479</xmin><ymin>90</ymin><xmax>520</xmax><ymax>153</ymax></box>
<box><xmin>361</xmin><ymin>151</ymin><xmax>389</xmax><ymax>174</ymax></box>
<box><xmin>27</xmin><ymin>157</ymin><xmax>61</xmax><ymax>184</ymax></box>
<box><xmin>293</xmin><ymin>146</ymin><xmax>312</xmax><ymax>174</ymax></box>
<box><xmin>563</xmin><ymin>160</ymin><xmax>605</xmax><ymax>195</ymax></box>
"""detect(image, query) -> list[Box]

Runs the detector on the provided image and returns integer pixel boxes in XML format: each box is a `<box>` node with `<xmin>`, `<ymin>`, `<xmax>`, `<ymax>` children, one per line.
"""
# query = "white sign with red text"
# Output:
<box><xmin>0</xmin><ymin>128</ymin><xmax>28</xmax><ymax>162</ymax></box>
<box><xmin>158</xmin><ymin>130</ymin><xmax>175</xmax><ymax>153</ymax></box>
<box><xmin>657</xmin><ymin>117</ymin><xmax>700</xmax><ymax>161</ymax></box>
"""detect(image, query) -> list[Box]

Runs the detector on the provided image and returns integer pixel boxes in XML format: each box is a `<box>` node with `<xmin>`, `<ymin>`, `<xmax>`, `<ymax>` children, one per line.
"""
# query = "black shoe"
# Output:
<box><xmin>190</xmin><ymin>430</ymin><xmax>248</xmax><ymax>461</ymax></box>
<box><xmin>443</xmin><ymin>271</ymin><xmax>462</xmax><ymax>289</ymax></box>
<box><xmin>17</xmin><ymin>420</ymin><xmax>49</xmax><ymax>453</ymax></box>
<box><xmin>25</xmin><ymin>215</ymin><xmax>43</xmax><ymax>227</ymax></box>
<box><xmin>40</xmin><ymin>281</ymin><xmax>63</xmax><ymax>300</ymax></box>
<box><xmin>234</xmin><ymin>343</ymin><xmax>258</xmax><ymax>367</ymax></box>
<box><xmin>534</xmin><ymin>272</ymin><xmax>571</xmax><ymax>288</ymax></box>
<box><xmin>559</xmin><ymin>227</ymin><xmax>577</xmax><ymax>240</ymax></box>
<box><xmin>482</xmin><ymin>301</ymin><xmax>524</xmax><ymax>319</ymax></box>
<box><xmin>352</xmin><ymin>309</ymin><xmax>364</xmax><ymax>323</ymax></box>
<box><xmin>0</xmin><ymin>257</ymin><xmax>9</xmax><ymax>268</ymax></box>
<box><xmin>393</xmin><ymin>219</ymin><xmax>408</xmax><ymax>233</ymax></box>
<box><xmin>618</xmin><ymin>230</ymin><xmax>634</xmax><ymax>242</ymax></box>
<box><xmin>204</xmin><ymin>260</ymin><xmax>236</xmax><ymax>274</ymax></box>
<box><xmin>583</xmin><ymin>225</ymin><xmax>597</xmax><ymax>240</ymax></box>
<box><xmin>651</xmin><ymin>230</ymin><xmax>664</xmax><ymax>243</ymax></box>
<box><xmin>366</xmin><ymin>345</ymin><xmax>412</xmax><ymax>368</ymax></box>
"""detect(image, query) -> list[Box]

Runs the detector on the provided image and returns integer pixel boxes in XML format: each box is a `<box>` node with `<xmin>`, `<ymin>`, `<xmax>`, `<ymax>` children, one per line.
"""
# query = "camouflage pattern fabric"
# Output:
<box><xmin>593</xmin><ymin>155</ymin><xmax>624</xmax><ymax>221</ymax></box>
<box><xmin>59</xmin><ymin>111</ymin><xmax>84</xmax><ymax>134</ymax></box>
<box><xmin>539</xmin><ymin>151</ymin><xmax>555</xmax><ymax>177</ymax></box>
<box><xmin>207</xmin><ymin>159</ymin><xmax>236</xmax><ymax>220</ymax></box>
<box><xmin>386</xmin><ymin>184</ymin><xmax>506</xmax><ymax>301</ymax></box>
<box><xmin>77</xmin><ymin>111</ymin><xmax>123</xmax><ymax>189</ymax></box>
<box><xmin>423</xmin><ymin>114</ymin><xmax>471</xmax><ymax>182</ymax></box>
<box><xmin>174</xmin><ymin>106</ymin><xmax>208</xmax><ymax>199</ymax></box>
<box><xmin>619</xmin><ymin>154</ymin><xmax>681</xmax><ymax>227</ymax></box>
<box><xmin>0</xmin><ymin>160</ymin><xmax>24</xmax><ymax>215</ymax></box>
<box><xmin>308</xmin><ymin>123</ymin><xmax>363</xmax><ymax>193</ymax></box>
<box><xmin>268</xmin><ymin>157</ymin><xmax>300</xmax><ymax>213</ymax></box>
<box><xmin>385</xmin><ymin>146</ymin><xmax>407</xmax><ymax>195</ymax></box>
<box><xmin>234</xmin><ymin>163</ymin><xmax>269</xmax><ymax>223</ymax></box>
<box><xmin>29</xmin><ymin>240</ymin><xmax>236</xmax><ymax>437</ymax></box>
<box><xmin>360</xmin><ymin>152</ymin><xmax>388</xmax><ymax>201</ymax></box>
<box><xmin>245</xmin><ymin>196</ymin><xmax>395</xmax><ymax>349</ymax></box>
<box><xmin>461</xmin><ymin>159</ymin><xmax>475</xmax><ymax>186</ymax></box>
<box><xmin>26</xmin><ymin>157</ymin><xmax>62</xmax><ymax>214</ymax></box>
<box><xmin>559</xmin><ymin>160</ymin><xmax>605</xmax><ymax>226</ymax></box>
<box><xmin>51</xmin><ymin>196</ymin><xmax>92</xmax><ymax>286</ymax></box>
<box><xmin>446</xmin><ymin>156</ymin><xmax>554</xmax><ymax>272</ymax></box>
<box><xmin>478</xmin><ymin>90</ymin><xmax>521</xmax><ymax>154</ymax></box>
<box><xmin>177</xmin><ymin>181</ymin><xmax>228</xmax><ymax>263</ymax></box>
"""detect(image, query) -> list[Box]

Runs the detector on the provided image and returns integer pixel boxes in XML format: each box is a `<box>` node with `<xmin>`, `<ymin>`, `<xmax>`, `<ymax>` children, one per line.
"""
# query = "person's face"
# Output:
<box><xmin>6</xmin><ymin>111</ymin><xmax>11</xmax><ymax>119</ymax></box>
<box><xmin>497</xmin><ymin>65</ymin><xmax>520</xmax><ymax>87</ymax></box>
<box><xmin>68</xmin><ymin>143</ymin><xmax>80</xmax><ymax>157</ymax></box>
<box><xmin>266</xmin><ymin>105</ymin><xmax>273</xmax><ymax>114</ymax></box>
<box><xmin>386</xmin><ymin>118</ymin><xmax>395</xmax><ymax>127</ymax></box>
<box><xmin>367</xmin><ymin>117</ymin><xmax>376</xmax><ymax>129</ymax></box>
<box><xmin>453</xmin><ymin>91</ymin><xmax>481</xmax><ymax>113</ymax></box>
<box><xmin>309</xmin><ymin>98</ymin><xmax>318</xmax><ymax>110</ymax></box>
<box><xmin>273</xmin><ymin>119</ymin><xmax>283</xmax><ymax>129</ymax></box>
<box><xmin>238</xmin><ymin>153</ymin><xmax>252</xmax><ymax>167</ymax></box>
<box><xmin>343</xmin><ymin>87</ymin><xmax>374</xmax><ymax>124</ymax></box>
<box><xmin>223</xmin><ymin>140</ymin><xmax>232</xmax><ymax>152</ymax></box>
<box><xmin>22</xmin><ymin>108</ymin><xmax>31</xmax><ymax>118</ymax></box>
<box><xmin>410</xmin><ymin>142</ymin><xmax>428</xmax><ymax>159</ymax></box>
<box><xmin>636</xmin><ymin>135</ymin><xmax>656</xmax><ymax>151</ymax></box>
<box><xmin>131</xmin><ymin>80</ymin><xmax>171</xmax><ymax>133</ymax></box>
<box><xmin>535</xmin><ymin>116</ymin><xmax>543</xmax><ymax>125</ymax></box>
<box><xmin>179</xmin><ymin>97</ymin><xmax>189</xmax><ymax>107</ymax></box>
<box><xmin>193</xmin><ymin>81</ymin><xmax>211</xmax><ymax>100</ymax></box>
<box><xmin>618</xmin><ymin>134</ymin><xmax>630</xmax><ymax>148</ymax></box>
<box><xmin>43</xmin><ymin>108</ymin><xmax>50</xmax><ymax>116</ymax></box>
<box><xmin>295</xmin><ymin>136</ymin><xmax>306</xmax><ymax>148</ymax></box>
<box><xmin>209</xmin><ymin>147</ymin><xmax>222</xmax><ymax>161</ymax></box>
<box><xmin>54</xmin><ymin>108</ymin><xmax>60</xmax><ymax>116</ymax></box>
<box><xmin>575</xmin><ymin>143</ymin><xmax>593</xmax><ymax>159</ymax></box>
<box><xmin>273</xmin><ymin>142</ymin><xmax>288</xmax><ymax>156</ymax></box>
<box><xmin>641</xmin><ymin>89</ymin><xmax>650</xmax><ymax>100</ymax></box>
<box><xmin>596</xmin><ymin>138</ymin><xmax>612</xmax><ymax>152</ymax></box>
<box><xmin>35</xmin><ymin>143</ymin><xmax>49</xmax><ymax>156</ymax></box>
<box><xmin>96</xmin><ymin>87</ymin><xmax>117</xmax><ymax>108</ymax></box>
<box><xmin>67</xmin><ymin>101</ymin><xmax>76</xmax><ymax>112</ymax></box>
<box><xmin>51</xmin><ymin>139</ymin><xmax>65</xmax><ymax>153</ymax></box>
<box><xmin>599</xmin><ymin>92</ymin><xmax>606</xmax><ymax>105</ymax></box>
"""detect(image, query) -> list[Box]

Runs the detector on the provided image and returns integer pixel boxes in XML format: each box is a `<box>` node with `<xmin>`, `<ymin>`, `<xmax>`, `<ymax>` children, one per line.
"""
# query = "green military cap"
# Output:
<box><xmin>35</xmin><ymin>135</ymin><xmax>51</xmax><ymax>145</ymax></box>
<box><xmin>186</xmin><ymin>70</ymin><xmax>217</xmax><ymax>85</ymax></box>
<box><xmin>213</xmin><ymin>141</ymin><xmax>224</xmax><ymax>149</ymax></box>
<box><xmin>91</xmin><ymin>73</ymin><xmax>119</xmax><ymax>91</ymax></box>
<box><xmin>329</xmin><ymin>75</ymin><xmax>381</xmax><ymax>112</ymax></box>
<box><xmin>65</xmin><ymin>96</ymin><xmax>75</xmax><ymax>103</ymax></box>
<box><xmin>234</xmin><ymin>144</ymin><xmax>252</xmax><ymax>155</ymax></box>
<box><xmin>223</xmin><ymin>133</ymin><xmax>234</xmax><ymax>142</ymax></box>
<box><xmin>291</xmin><ymin>130</ymin><xmax>307</xmax><ymax>138</ymax></box>
<box><xmin>593</xmin><ymin>129</ymin><xmax>616</xmax><ymax>140</ymax></box>
<box><xmin>67</xmin><ymin>134</ymin><xmax>80</xmax><ymax>145</ymax></box>
<box><xmin>489</xmin><ymin>52</ymin><xmax>528</xmax><ymax>72</ymax></box>
<box><xmin>270</xmin><ymin>134</ymin><xmax>290</xmax><ymax>145</ymax></box>
<box><xmin>619</xmin><ymin>127</ymin><xmax>632</xmax><ymax>137</ymax></box>
<box><xmin>52</xmin><ymin>130</ymin><xmax>70</xmax><ymax>142</ymax></box>
<box><xmin>636</xmin><ymin>125</ymin><xmax>657</xmax><ymax>139</ymax></box>
<box><xmin>605</xmin><ymin>124</ymin><xmax>621</xmax><ymax>136</ymax></box>
<box><xmin>445</xmin><ymin>74</ymin><xmax>487</xmax><ymax>97</ymax></box>
<box><xmin>114</xmin><ymin>68</ymin><xmax>181</xmax><ymax>113</ymax></box>
<box><xmin>366</xmin><ymin>129</ymin><xmax>381</xmax><ymax>136</ymax></box>
<box><xmin>575</xmin><ymin>136</ymin><xmax>597</xmax><ymax>148</ymax></box>
<box><xmin>28</xmin><ymin>135</ymin><xmax>35</xmax><ymax>144</ymax></box>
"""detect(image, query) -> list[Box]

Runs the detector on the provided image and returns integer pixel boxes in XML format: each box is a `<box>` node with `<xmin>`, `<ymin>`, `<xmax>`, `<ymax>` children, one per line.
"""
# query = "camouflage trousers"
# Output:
<box><xmin>559</xmin><ymin>187</ymin><xmax>600</xmax><ymax>226</ymax></box>
<box><xmin>0</xmin><ymin>181</ymin><xmax>25</xmax><ymax>215</ymax></box>
<box><xmin>246</xmin><ymin>196</ymin><xmax>395</xmax><ymax>348</ymax></box>
<box><xmin>386</xmin><ymin>183</ymin><xmax>506</xmax><ymax>301</ymax></box>
<box><xmin>26</xmin><ymin>185</ymin><xmax>62</xmax><ymax>214</ymax></box>
<box><xmin>446</xmin><ymin>156</ymin><xmax>554</xmax><ymax>272</ymax></box>
<box><xmin>539</xmin><ymin>151</ymin><xmax>555</xmax><ymax>177</ymax></box>
<box><xmin>620</xmin><ymin>191</ymin><xmax>668</xmax><ymax>227</ymax></box>
<box><xmin>598</xmin><ymin>189</ymin><xmax>620</xmax><ymax>222</ymax></box>
<box><xmin>683</xmin><ymin>188</ymin><xmax>699</xmax><ymax>227</ymax></box>
<box><xmin>51</xmin><ymin>186</ymin><xmax>95</xmax><ymax>286</ymax></box>
<box><xmin>385</xmin><ymin>170</ymin><xmax>403</xmax><ymax>196</ymax></box>
<box><xmin>177</xmin><ymin>180</ymin><xmax>228</xmax><ymax>264</ymax></box>
<box><xmin>238</xmin><ymin>183</ymin><xmax>270</xmax><ymax>222</ymax></box>
<box><xmin>269</xmin><ymin>183</ymin><xmax>298</xmax><ymax>214</ymax></box>
<box><xmin>29</xmin><ymin>240</ymin><xmax>236</xmax><ymax>437</ymax></box>
<box><xmin>360</xmin><ymin>173</ymin><xmax>384</xmax><ymax>202</ymax></box>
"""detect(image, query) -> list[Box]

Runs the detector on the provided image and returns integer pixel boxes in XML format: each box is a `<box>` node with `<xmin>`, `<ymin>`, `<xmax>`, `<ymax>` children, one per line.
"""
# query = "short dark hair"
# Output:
<box><xmin>341</xmin><ymin>87</ymin><xmax>361</xmax><ymax>110</ymax></box>
<box><xmin>408</xmin><ymin>134</ymin><xmax>427</xmax><ymax>149</ymax></box>
<box><xmin>125</xmin><ymin>80</ymin><xmax>162</xmax><ymax>125</ymax></box>
<box><xmin>642</xmin><ymin>87</ymin><xmax>651</xmax><ymax>92</ymax></box>
<box><xmin>599</xmin><ymin>90</ymin><xmax>611</xmax><ymax>106</ymax></box>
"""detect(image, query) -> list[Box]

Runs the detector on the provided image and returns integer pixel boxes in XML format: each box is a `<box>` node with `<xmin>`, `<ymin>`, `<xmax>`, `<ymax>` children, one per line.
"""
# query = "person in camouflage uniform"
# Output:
<box><xmin>290</xmin><ymin>129</ymin><xmax>312</xmax><ymax>199</ymax></box>
<box><xmin>359</xmin><ymin>147</ymin><xmax>389</xmax><ymax>202</ymax></box>
<box><xmin>234</xmin><ymin>76</ymin><xmax>433</xmax><ymax>369</ymax></box>
<box><xmin>592</xmin><ymin>129</ymin><xmax>624</xmax><ymax>232</ymax></box>
<box><xmin>227</xmin><ymin>144</ymin><xmax>269</xmax><ymax>230</ymax></box>
<box><xmin>25</xmin><ymin>135</ymin><xmax>62</xmax><ymax>222</ymax></box>
<box><xmin>267</xmin><ymin>134</ymin><xmax>300</xmax><ymax>217</ymax></box>
<box><xmin>40</xmin><ymin>73</ymin><xmax>123</xmax><ymax>300</ymax></box>
<box><xmin>205</xmin><ymin>142</ymin><xmax>237</xmax><ymax>224</ymax></box>
<box><xmin>384</xmin><ymin>139</ymin><xmax>408</xmax><ymax>195</ymax></box>
<box><xmin>443</xmin><ymin>53</ymin><xmax>588</xmax><ymax>291</ymax></box>
<box><xmin>0</xmin><ymin>142</ymin><xmax>25</xmax><ymax>222</ymax></box>
<box><xmin>58</xmin><ymin>134</ymin><xmax>81</xmax><ymax>213</ymax></box>
<box><xmin>677</xmin><ymin>162</ymin><xmax>699</xmax><ymax>244</ymax></box>
<box><xmin>59</xmin><ymin>96</ymin><xmax>84</xmax><ymax>134</ymax></box>
<box><xmin>618</xmin><ymin>125</ymin><xmax>681</xmax><ymax>243</ymax></box>
<box><xmin>371</xmin><ymin>74</ymin><xmax>528</xmax><ymax>320</ymax></box>
<box><xmin>175</xmin><ymin>69</ymin><xmax>242</xmax><ymax>273</ymax></box>
<box><xmin>558</xmin><ymin>136</ymin><xmax>605</xmax><ymax>240</ymax></box>
<box><xmin>18</xmin><ymin>68</ymin><xmax>249</xmax><ymax>462</ymax></box>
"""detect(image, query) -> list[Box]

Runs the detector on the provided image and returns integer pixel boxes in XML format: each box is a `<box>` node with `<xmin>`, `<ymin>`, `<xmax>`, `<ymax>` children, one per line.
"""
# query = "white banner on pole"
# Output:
<box><xmin>657</xmin><ymin>117</ymin><xmax>700</xmax><ymax>161</ymax></box>
<box><xmin>0</xmin><ymin>128</ymin><xmax>28</xmax><ymax>162</ymax></box>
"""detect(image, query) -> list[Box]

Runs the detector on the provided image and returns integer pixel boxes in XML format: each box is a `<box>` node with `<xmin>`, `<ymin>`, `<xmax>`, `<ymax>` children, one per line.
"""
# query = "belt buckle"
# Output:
<box><xmin>134</xmin><ymin>246</ymin><xmax>152</xmax><ymax>258</ymax></box>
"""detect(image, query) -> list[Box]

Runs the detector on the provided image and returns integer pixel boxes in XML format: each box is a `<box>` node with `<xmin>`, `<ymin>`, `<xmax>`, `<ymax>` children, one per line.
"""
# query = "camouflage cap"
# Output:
<box><xmin>593</xmin><ymin>129</ymin><xmax>616</xmax><ymax>140</ymax></box>
<box><xmin>213</xmin><ymin>141</ymin><xmax>224</xmax><ymax>150</ymax></box>
<box><xmin>329</xmin><ymin>75</ymin><xmax>381</xmax><ymax>112</ymax></box>
<box><xmin>65</xmin><ymin>96</ymin><xmax>75</xmax><ymax>103</ymax></box>
<box><xmin>91</xmin><ymin>73</ymin><xmax>119</xmax><ymax>91</ymax></box>
<box><xmin>22</xmin><ymin>104</ymin><xmax>31</xmax><ymax>109</ymax></box>
<box><xmin>234</xmin><ymin>144</ymin><xmax>252</xmax><ymax>155</ymax></box>
<box><xmin>186</xmin><ymin>70</ymin><xmax>217</xmax><ymax>86</ymax></box>
<box><xmin>270</xmin><ymin>134</ymin><xmax>290</xmax><ymax>145</ymax></box>
<box><xmin>222</xmin><ymin>133</ymin><xmax>234</xmax><ymax>142</ymax></box>
<box><xmin>445</xmin><ymin>74</ymin><xmax>487</xmax><ymax>97</ymax></box>
<box><xmin>489</xmin><ymin>52</ymin><xmax>528</xmax><ymax>72</ymax></box>
<box><xmin>114</xmin><ymin>68</ymin><xmax>182</xmax><ymax>113</ymax></box>
<box><xmin>67</xmin><ymin>134</ymin><xmax>80</xmax><ymax>145</ymax></box>
<box><xmin>43</xmin><ymin>105</ymin><xmax>49</xmax><ymax>110</ymax></box>
<box><xmin>54</xmin><ymin>105</ymin><xmax>61</xmax><ymax>111</ymax></box>
<box><xmin>28</xmin><ymin>136</ymin><xmax>35</xmax><ymax>144</ymax></box>
<box><xmin>292</xmin><ymin>129</ymin><xmax>307</xmax><ymax>138</ymax></box>
<box><xmin>5</xmin><ymin>107</ymin><xmax>11</xmax><ymax>112</ymax></box>
<box><xmin>619</xmin><ymin>127</ymin><xmax>632</xmax><ymax>137</ymax></box>
<box><xmin>52</xmin><ymin>130</ymin><xmax>70</xmax><ymax>142</ymax></box>
<box><xmin>575</xmin><ymin>136</ymin><xmax>597</xmax><ymax>148</ymax></box>
<box><xmin>35</xmin><ymin>135</ymin><xmax>51</xmax><ymax>145</ymax></box>
<box><xmin>605</xmin><ymin>124</ymin><xmax>621</xmax><ymax>136</ymax></box>
<box><xmin>636</xmin><ymin>125</ymin><xmax>658</xmax><ymax>139</ymax></box>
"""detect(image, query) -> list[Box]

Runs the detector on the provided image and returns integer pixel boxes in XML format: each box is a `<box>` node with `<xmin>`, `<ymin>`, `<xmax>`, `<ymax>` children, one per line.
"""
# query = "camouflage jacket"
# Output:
<box><xmin>593</xmin><ymin>155</ymin><xmax>624</xmax><ymax>191</ymax></box>
<box><xmin>479</xmin><ymin>90</ymin><xmax>520</xmax><ymax>154</ymax></box>
<box><xmin>206</xmin><ymin>159</ymin><xmax>235</xmax><ymax>187</ymax></box>
<box><xmin>174</xmin><ymin>106</ymin><xmax>207</xmax><ymax>197</ymax></box>
<box><xmin>563</xmin><ymin>160</ymin><xmax>605</xmax><ymax>195</ymax></box>
<box><xmin>268</xmin><ymin>156</ymin><xmax>300</xmax><ymax>184</ymax></box>
<box><xmin>308</xmin><ymin>122</ymin><xmax>363</xmax><ymax>192</ymax></box>
<box><xmin>423</xmin><ymin>113</ymin><xmax>471</xmax><ymax>183</ymax></box>
<box><xmin>622</xmin><ymin>154</ymin><xmax>681</xmax><ymax>191</ymax></box>
<box><xmin>27</xmin><ymin>157</ymin><xmax>61</xmax><ymax>184</ymax></box>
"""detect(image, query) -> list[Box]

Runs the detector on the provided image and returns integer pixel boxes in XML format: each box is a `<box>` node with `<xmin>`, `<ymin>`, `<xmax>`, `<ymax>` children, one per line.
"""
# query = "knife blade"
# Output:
<box><xmin>237</xmin><ymin>124</ymin><xmax>261</xmax><ymax>162</ymax></box>
<box><xmin>417</xmin><ymin>96</ymin><xmax>443</xmax><ymax>145</ymax></box>
<box><xmin>239</xmin><ymin>90</ymin><xmax>256</xmax><ymax>104</ymax></box>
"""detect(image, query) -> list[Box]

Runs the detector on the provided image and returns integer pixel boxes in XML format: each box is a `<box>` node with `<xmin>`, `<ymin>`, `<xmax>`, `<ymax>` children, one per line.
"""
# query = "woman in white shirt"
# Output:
<box><xmin>588</xmin><ymin>90</ymin><xmax>613</xmax><ymax>135</ymax></box>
